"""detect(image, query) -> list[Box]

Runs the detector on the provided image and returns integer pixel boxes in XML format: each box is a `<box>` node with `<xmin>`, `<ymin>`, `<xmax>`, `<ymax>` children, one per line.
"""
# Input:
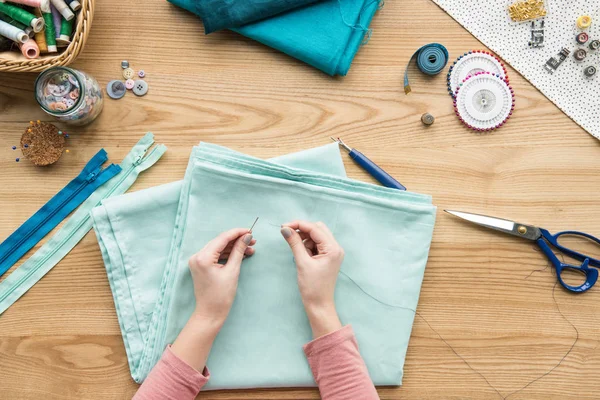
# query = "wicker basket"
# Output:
<box><xmin>0</xmin><ymin>0</ymin><xmax>94</xmax><ymax>73</ymax></box>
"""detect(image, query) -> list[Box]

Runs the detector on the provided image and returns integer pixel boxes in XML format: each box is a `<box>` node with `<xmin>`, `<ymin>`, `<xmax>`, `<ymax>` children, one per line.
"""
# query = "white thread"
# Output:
<box><xmin>50</xmin><ymin>0</ymin><xmax>74</xmax><ymax>21</ymax></box>
<box><xmin>0</xmin><ymin>19</ymin><xmax>28</xmax><ymax>44</ymax></box>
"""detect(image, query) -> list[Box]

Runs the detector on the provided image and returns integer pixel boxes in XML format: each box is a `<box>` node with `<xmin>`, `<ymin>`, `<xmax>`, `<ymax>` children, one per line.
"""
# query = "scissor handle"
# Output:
<box><xmin>537</xmin><ymin>234</ymin><xmax>599</xmax><ymax>293</ymax></box>
<box><xmin>541</xmin><ymin>229</ymin><xmax>600</xmax><ymax>268</ymax></box>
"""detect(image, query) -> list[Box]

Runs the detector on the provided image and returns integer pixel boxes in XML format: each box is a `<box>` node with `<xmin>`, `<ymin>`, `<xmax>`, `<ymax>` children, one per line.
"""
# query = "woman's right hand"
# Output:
<box><xmin>280</xmin><ymin>220</ymin><xmax>344</xmax><ymax>338</ymax></box>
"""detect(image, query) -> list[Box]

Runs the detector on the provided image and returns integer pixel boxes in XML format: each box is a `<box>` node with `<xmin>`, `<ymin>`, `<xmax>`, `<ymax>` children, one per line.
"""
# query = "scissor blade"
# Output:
<box><xmin>445</xmin><ymin>210</ymin><xmax>541</xmax><ymax>241</ymax></box>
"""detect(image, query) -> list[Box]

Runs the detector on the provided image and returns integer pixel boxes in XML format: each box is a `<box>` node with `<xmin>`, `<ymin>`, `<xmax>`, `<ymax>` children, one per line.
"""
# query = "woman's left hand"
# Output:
<box><xmin>171</xmin><ymin>228</ymin><xmax>256</xmax><ymax>371</ymax></box>
<box><xmin>189</xmin><ymin>228</ymin><xmax>256</xmax><ymax>324</ymax></box>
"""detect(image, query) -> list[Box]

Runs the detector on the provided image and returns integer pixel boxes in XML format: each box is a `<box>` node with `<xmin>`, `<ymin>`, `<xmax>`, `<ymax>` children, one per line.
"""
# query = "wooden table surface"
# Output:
<box><xmin>1</xmin><ymin>0</ymin><xmax>600</xmax><ymax>399</ymax></box>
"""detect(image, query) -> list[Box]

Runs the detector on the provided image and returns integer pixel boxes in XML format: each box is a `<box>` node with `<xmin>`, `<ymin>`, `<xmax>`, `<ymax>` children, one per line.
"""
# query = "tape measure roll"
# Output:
<box><xmin>403</xmin><ymin>43</ymin><xmax>448</xmax><ymax>94</ymax></box>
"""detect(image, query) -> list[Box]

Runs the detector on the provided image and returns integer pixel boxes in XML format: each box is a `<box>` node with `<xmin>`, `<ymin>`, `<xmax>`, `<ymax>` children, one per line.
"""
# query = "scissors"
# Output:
<box><xmin>445</xmin><ymin>210</ymin><xmax>600</xmax><ymax>293</ymax></box>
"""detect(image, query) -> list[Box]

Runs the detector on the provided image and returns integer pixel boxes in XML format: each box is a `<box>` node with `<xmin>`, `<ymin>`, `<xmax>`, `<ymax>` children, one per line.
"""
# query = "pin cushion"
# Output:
<box><xmin>20</xmin><ymin>121</ymin><xmax>65</xmax><ymax>166</ymax></box>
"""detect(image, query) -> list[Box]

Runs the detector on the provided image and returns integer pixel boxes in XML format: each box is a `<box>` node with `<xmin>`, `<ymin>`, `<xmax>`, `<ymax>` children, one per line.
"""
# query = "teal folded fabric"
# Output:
<box><xmin>168</xmin><ymin>0</ymin><xmax>381</xmax><ymax>76</ymax></box>
<box><xmin>92</xmin><ymin>143</ymin><xmax>436</xmax><ymax>389</ymax></box>
<box><xmin>189</xmin><ymin>0</ymin><xmax>324</xmax><ymax>34</ymax></box>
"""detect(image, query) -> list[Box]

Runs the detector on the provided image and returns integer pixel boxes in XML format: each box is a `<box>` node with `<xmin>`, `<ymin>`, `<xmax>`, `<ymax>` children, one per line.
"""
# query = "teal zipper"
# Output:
<box><xmin>0</xmin><ymin>169</ymin><xmax>98</xmax><ymax>264</ymax></box>
<box><xmin>0</xmin><ymin>147</ymin><xmax>160</xmax><ymax>305</ymax></box>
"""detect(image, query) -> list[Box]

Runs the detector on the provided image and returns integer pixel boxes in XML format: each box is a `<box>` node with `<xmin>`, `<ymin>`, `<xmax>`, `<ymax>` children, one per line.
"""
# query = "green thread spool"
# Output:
<box><xmin>0</xmin><ymin>11</ymin><xmax>32</xmax><ymax>37</ymax></box>
<box><xmin>41</xmin><ymin>12</ymin><xmax>56</xmax><ymax>52</ymax></box>
<box><xmin>0</xmin><ymin>2</ymin><xmax>45</xmax><ymax>33</ymax></box>
<box><xmin>59</xmin><ymin>16</ymin><xmax>72</xmax><ymax>43</ymax></box>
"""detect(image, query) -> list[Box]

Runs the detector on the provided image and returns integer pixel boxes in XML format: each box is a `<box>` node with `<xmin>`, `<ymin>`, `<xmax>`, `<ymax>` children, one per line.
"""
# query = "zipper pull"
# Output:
<box><xmin>85</xmin><ymin>166</ymin><xmax>102</xmax><ymax>182</ymax></box>
<box><xmin>134</xmin><ymin>153</ymin><xmax>145</xmax><ymax>166</ymax></box>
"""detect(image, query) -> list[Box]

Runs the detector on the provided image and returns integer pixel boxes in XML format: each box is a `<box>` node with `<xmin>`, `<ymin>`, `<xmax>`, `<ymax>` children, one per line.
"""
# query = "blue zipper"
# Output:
<box><xmin>0</xmin><ymin>149</ymin><xmax>121</xmax><ymax>277</ymax></box>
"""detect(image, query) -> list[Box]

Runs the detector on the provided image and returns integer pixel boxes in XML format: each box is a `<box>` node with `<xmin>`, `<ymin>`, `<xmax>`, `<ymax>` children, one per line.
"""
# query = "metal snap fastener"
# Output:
<box><xmin>584</xmin><ymin>65</ymin><xmax>597</xmax><ymax>77</ymax></box>
<box><xmin>574</xmin><ymin>48</ymin><xmax>587</xmax><ymax>61</ymax></box>
<box><xmin>576</xmin><ymin>32</ymin><xmax>589</xmax><ymax>44</ymax></box>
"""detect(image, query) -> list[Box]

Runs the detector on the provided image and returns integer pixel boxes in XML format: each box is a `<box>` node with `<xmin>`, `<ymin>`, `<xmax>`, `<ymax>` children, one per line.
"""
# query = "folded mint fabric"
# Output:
<box><xmin>187</xmin><ymin>0</ymin><xmax>324</xmax><ymax>34</ymax></box>
<box><xmin>92</xmin><ymin>143</ymin><xmax>436</xmax><ymax>389</ymax></box>
<box><xmin>168</xmin><ymin>0</ymin><xmax>381</xmax><ymax>76</ymax></box>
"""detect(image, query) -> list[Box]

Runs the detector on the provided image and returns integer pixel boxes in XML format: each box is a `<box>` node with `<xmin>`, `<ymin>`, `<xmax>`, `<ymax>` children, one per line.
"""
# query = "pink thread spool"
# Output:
<box><xmin>2</xmin><ymin>0</ymin><xmax>46</xmax><ymax>7</ymax></box>
<box><xmin>19</xmin><ymin>38</ymin><xmax>40</xmax><ymax>59</ymax></box>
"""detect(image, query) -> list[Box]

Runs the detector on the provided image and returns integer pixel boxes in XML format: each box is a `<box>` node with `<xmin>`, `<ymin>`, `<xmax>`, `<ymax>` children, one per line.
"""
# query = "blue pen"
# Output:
<box><xmin>331</xmin><ymin>137</ymin><xmax>407</xmax><ymax>191</ymax></box>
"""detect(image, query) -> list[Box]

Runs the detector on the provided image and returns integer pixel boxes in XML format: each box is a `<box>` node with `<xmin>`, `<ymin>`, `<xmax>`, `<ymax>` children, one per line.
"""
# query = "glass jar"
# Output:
<box><xmin>34</xmin><ymin>67</ymin><xmax>104</xmax><ymax>126</ymax></box>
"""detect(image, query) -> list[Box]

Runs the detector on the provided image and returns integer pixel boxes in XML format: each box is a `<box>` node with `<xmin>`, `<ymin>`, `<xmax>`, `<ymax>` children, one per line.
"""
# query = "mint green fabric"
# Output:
<box><xmin>169</xmin><ymin>0</ymin><xmax>381</xmax><ymax>76</ymax></box>
<box><xmin>0</xmin><ymin>133</ymin><xmax>166</xmax><ymax>315</ymax></box>
<box><xmin>92</xmin><ymin>143</ymin><xmax>436</xmax><ymax>389</ymax></box>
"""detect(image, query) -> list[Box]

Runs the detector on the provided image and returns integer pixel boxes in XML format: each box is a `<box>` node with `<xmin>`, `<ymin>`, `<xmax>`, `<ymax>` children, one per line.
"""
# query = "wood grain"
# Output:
<box><xmin>1</xmin><ymin>0</ymin><xmax>599</xmax><ymax>398</ymax></box>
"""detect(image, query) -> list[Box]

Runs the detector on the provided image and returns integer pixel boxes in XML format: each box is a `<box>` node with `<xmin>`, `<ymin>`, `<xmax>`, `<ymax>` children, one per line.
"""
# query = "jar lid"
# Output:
<box><xmin>34</xmin><ymin>67</ymin><xmax>83</xmax><ymax>115</ymax></box>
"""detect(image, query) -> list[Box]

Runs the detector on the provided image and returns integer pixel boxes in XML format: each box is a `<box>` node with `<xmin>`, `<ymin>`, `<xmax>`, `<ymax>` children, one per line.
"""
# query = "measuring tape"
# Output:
<box><xmin>403</xmin><ymin>43</ymin><xmax>448</xmax><ymax>94</ymax></box>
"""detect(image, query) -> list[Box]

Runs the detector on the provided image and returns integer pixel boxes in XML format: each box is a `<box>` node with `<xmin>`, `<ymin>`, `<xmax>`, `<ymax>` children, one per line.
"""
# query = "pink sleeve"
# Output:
<box><xmin>133</xmin><ymin>345</ymin><xmax>209</xmax><ymax>400</ymax></box>
<box><xmin>303</xmin><ymin>325</ymin><xmax>379</xmax><ymax>400</ymax></box>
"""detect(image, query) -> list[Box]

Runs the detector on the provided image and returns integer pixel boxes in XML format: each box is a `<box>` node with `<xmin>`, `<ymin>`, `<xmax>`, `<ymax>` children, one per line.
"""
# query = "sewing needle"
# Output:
<box><xmin>248</xmin><ymin>217</ymin><xmax>259</xmax><ymax>233</ymax></box>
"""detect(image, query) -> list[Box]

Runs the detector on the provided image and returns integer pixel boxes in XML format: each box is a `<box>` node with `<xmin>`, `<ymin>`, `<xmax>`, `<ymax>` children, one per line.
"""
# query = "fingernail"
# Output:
<box><xmin>243</xmin><ymin>234</ymin><xmax>253</xmax><ymax>245</ymax></box>
<box><xmin>281</xmin><ymin>227</ymin><xmax>292</xmax><ymax>238</ymax></box>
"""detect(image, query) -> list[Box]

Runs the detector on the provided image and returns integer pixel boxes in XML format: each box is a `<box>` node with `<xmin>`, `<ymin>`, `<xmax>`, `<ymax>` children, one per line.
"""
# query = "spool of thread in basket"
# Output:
<box><xmin>40</xmin><ymin>0</ymin><xmax>57</xmax><ymax>52</ymax></box>
<box><xmin>50</xmin><ymin>3</ymin><xmax>61</xmax><ymax>37</ymax></box>
<box><xmin>19</xmin><ymin>38</ymin><xmax>39</xmax><ymax>58</ymax></box>
<box><xmin>32</xmin><ymin>8</ymin><xmax>48</xmax><ymax>52</ymax></box>
<box><xmin>50</xmin><ymin>0</ymin><xmax>74</xmax><ymax>21</ymax></box>
<box><xmin>0</xmin><ymin>19</ymin><xmax>28</xmax><ymax>44</ymax></box>
<box><xmin>59</xmin><ymin>16</ymin><xmax>72</xmax><ymax>43</ymax></box>
<box><xmin>65</xmin><ymin>0</ymin><xmax>80</xmax><ymax>11</ymax></box>
<box><xmin>0</xmin><ymin>2</ymin><xmax>44</xmax><ymax>32</ymax></box>
<box><xmin>2</xmin><ymin>0</ymin><xmax>48</xmax><ymax>7</ymax></box>
<box><xmin>0</xmin><ymin>13</ymin><xmax>34</xmax><ymax>37</ymax></box>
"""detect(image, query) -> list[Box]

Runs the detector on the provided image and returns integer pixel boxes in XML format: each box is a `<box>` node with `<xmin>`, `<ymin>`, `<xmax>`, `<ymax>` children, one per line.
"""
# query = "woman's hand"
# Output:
<box><xmin>171</xmin><ymin>228</ymin><xmax>255</xmax><ymax>370</ymax></box>
<box><xmin>189</xmin><ymin>228</ymin><xmax>256</xmax><ymax>323</ymax></box>
<box><xmin>280</xmin><ymin>221</ymin><xmax>343</xmax><ymax>338</ymax></box>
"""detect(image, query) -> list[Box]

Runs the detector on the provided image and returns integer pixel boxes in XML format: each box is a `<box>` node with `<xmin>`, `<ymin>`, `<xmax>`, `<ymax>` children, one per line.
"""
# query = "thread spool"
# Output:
<box><xmin>33</xmin><ymin>8</ymin><xmax>47</xmax><ymax>52</ymax></box>
<box><xmin>0</xmin><ymin>19</ymin><xmax>28</xmax><ymax>44</ymax></box>
<box><xmin>0</xmin><ymin>2</ymin><xmax>45</xmax><ymax>32</ymax></box>
<box><xmin>50</xmin><ymin>0</ymin><xmax>74</xmax><ymax>21</ymax></box>
<box><xmin>0</xmin><ymin>13</ymin><xmax>34</xmax><ymax>37</ymax></box>
<box><xmin>0</xmin><ymin>12</ymin><xmax>27</xmax><ymax>31</ymax></box>
<box><xmin>403</xmin><ymin>43</ymin><xmax>449</xmax><ymax>94</ymax></box>
<box><xmin>40</xmin><ymin>8</ymin><xmax>56</xmax><ymax>52</ymax></box>
<box><xmin>50</xmin><ymin>3</ymin><xmax>61</xmax><ymax>38</ymax></box>
<box><xmin>64</xmin><ymin>0</ymin><xmax>80</xmax><ymax>11</ymax></box>
<box><xmin>59</xmin><ymin>16</ymin><xmax>72</xmax><ymax>43</ymax></box>
<box><xmin>2</xmin><ymin>0</ymin><xmax>46</xmax><ymax>7</ymax></box>
<box><xmin>18</xmin><ymin>38</ymin><xmax>39</xmax><ymax>58</ymax></box>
